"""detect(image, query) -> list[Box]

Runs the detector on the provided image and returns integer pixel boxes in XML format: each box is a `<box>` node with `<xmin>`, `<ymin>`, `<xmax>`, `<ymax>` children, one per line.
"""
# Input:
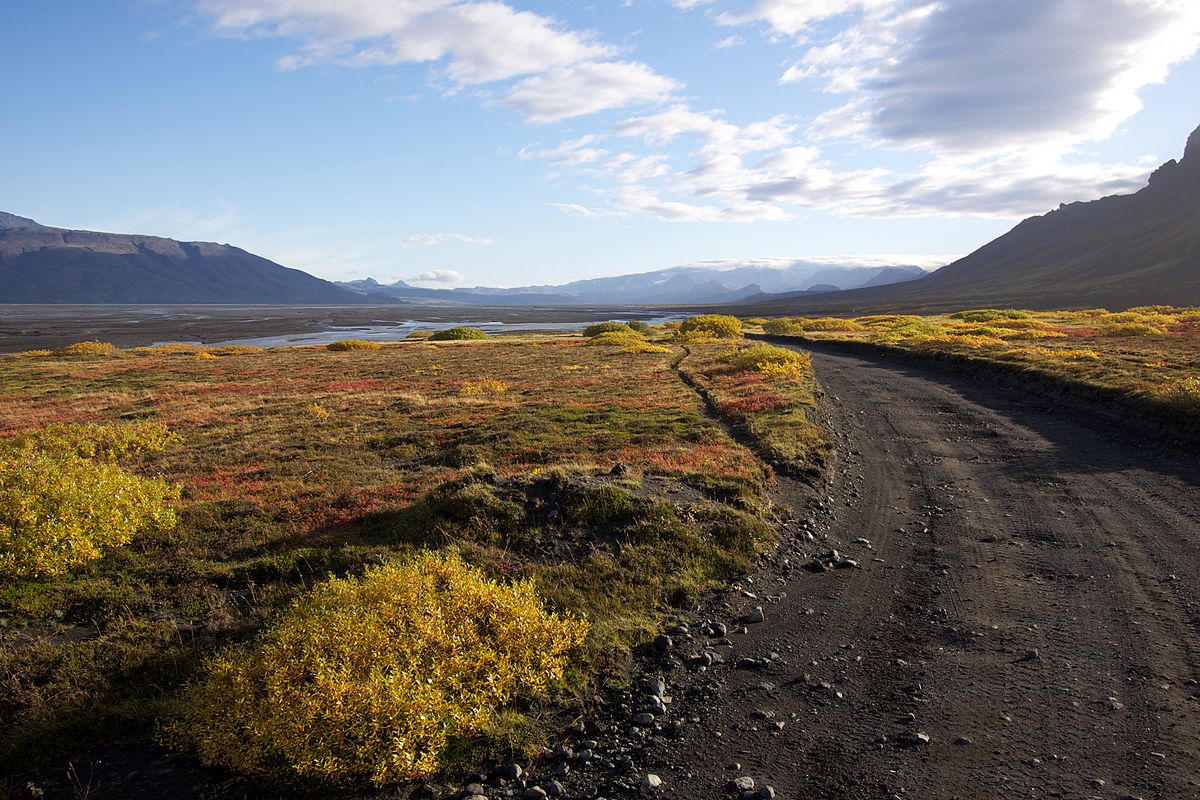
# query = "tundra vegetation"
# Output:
<box><xmin>0</xmin><ymin>322</ymin><xmax>820</xmax><ymax>787</ymax></box>
<box><xmin>747</xmin><ymin>306</ymin><xmax>1200</xmax><ymax>421</ymax></box>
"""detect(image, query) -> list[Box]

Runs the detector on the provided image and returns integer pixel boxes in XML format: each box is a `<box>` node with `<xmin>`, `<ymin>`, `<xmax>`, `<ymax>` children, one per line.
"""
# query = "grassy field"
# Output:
<box><xmin>746</xmin><ymin>306</ymin><xmax>1200</xmax><ymax>423</ymax></box>
<box><xmin>0</xmin><ymin>326</ymin><xmax>823</xmax><ymax>787</ymax></box>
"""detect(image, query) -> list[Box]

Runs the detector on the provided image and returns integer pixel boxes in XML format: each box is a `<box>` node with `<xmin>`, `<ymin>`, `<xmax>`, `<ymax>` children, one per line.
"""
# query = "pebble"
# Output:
<box><xmin>654</xmin><ymin>634</ymin><xmax>673</xmax><ymax>652</ymax></box>
<box><xmin>728</xmin><ymin>777</ymin><xmax>755</xmax><ymax>792</ymax></box>
<box><xmin>743</xmin><ymin>606</ymin><xmax>765</xmax><ymax>624</ymax></box>
<box><xmin>523</xmin><ymin>788</ymin><xmax>547</xmax><ymax>799</ymax></box>
<box><xmin>642</xmin><ymin>774</ymin><xmax>663</xmax><ymax>789</ymax></box>
<box><xmin>499</xmin><ymin>764</ymin><xmax>524</xmax><ymax>781</ymax></box>
<box><xmin>758</xmin><ymin>787</ymin><xmax>776</xmax><ymax>800</ymax></box>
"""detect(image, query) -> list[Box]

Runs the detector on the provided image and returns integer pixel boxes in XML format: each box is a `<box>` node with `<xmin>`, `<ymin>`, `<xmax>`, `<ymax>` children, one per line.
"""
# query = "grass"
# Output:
<box><xmin>0</xmin><ymin>332</ymin><xmax>816</xmax><ymax>786</ymax></box>
<box><xmin>747</xmin><ymin>307</ymin><xmax>1200</xmax><ymax>424</ymax></box>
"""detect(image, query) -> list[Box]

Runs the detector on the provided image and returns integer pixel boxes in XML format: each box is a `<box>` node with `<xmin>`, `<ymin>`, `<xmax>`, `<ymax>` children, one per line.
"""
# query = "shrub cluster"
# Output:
<box><xmin>327</xmin><ymin>339</ymin><xmax>382</xmax><ymax>351</ymax></box>
<box><xmin>677</xmin><ymin>315</ymin><xmax>742</xmax><ymax>341</ymax></box>
<box><xmin>430</xmin><ymin>327</ymin><xmax>488</xmax><ymax>341</ymax></box>
<box><xmin>56</xmin><ymin>340</ymin><xmax>120</xmax><ymax>358</ymax></box>
<box><xmin>583</xmin><ymin>321</ymin><xmax>631</xmax><ymax>337</ymax></box>
<box><xmin>176</xmin><ymin>552</ymin><xmax>588</xmax><ymax>785</ymax></box>
<box><xmin>460</xmin><ymin>378</ymin><xmax>510</xmax><ymax>395</ymax></box>
<box><xmin>722</xmin><ymin>344</ymin><xmax>812</xmax><ymax>379</ymax></box>
<box><xmin>0</xmin><ymin>423</ymin><xmax>181</xmax><ymax>578</ymax></box>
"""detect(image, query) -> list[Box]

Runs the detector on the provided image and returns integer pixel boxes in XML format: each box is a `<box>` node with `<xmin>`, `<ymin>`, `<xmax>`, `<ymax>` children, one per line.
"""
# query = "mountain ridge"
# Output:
<box><xmin>738</xmin><ymin>123</ymin><xmax>1200</xmax><ymax>314</ymax></box>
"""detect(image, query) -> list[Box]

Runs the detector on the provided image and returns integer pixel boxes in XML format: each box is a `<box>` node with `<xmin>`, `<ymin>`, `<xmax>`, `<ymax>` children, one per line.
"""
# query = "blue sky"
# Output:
<box><xmin>3</xmin><ymin>1</ymin><xmax>1198</xmax><ymax>287</ymax></box>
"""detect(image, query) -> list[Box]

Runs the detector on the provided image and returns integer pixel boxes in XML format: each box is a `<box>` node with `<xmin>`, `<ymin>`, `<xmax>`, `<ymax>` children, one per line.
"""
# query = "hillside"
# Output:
<box><xmin>740</xmin><ymin>123</ymin><xmax>1200</xmax><ymax>315</ymax></box>
<box><xmin>0</xmin><ymin>217</ymin><xmax>386</xmax><ymax>304</ymax></box>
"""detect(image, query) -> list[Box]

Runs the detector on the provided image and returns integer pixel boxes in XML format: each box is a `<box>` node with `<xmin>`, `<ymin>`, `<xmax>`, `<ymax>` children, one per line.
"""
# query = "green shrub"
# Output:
<box><xmin>677</xmin><ymin>314</ymin><xmax>742</xmax><ymax>341</ymax></box>
<box><xmin>327</xmin><ymin>339</ymin><xmax>381</xmax><ymax>351</ymax></box>
<box><xmin>583</xmin><ymin>321</ymin><xmax>631</xmax><ymax>337</ymax></box>
<box><xmin>0</xmin><ymin>423</ymin><xmax>181</xmax><ymax>578</ymax></box>
<box><xmin>588</xmin><ymin>330</ymin><xmax>646</xmax><ymax>346</ymax></box>
<box><xmin>175</xmin><ymin>552</ymin><xmax>588</xmax><ymax>785</ymax></box>
<box><xmin>626</xmin><ymin>320</ymin><xmax>653</xmax><ymax>334</ymax></box>
<box><xmin>1097</xmin><ymin>322</ymin><xmax>1165</xmax><ymax>337</ymax></box>
<box><xmin>761</xmin><ymin>318</ymin><xmax>805</xmax><ymax>336</ymax></box>
<box><xmin>429</xmin><ymin>327</ymin><xmax>488</xmax><ymax>341</ymax></box>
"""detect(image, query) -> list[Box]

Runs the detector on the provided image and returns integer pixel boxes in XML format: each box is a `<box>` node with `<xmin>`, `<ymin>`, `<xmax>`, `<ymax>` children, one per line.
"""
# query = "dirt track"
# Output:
<box><xmin>576</xmin><ymin>343</ymin><xmax>1200</xmax><ymax>800</ymax></box>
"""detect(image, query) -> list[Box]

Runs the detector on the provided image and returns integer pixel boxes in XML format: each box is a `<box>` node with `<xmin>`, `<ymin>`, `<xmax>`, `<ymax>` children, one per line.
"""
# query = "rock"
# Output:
<box><xmin>642</xmin><ymin>774</ymin><xmax>663</xmax><ymax>789</ymax></box>
<box><xmin>633</xmin><ymin>712</ymin><xmax>656</xmax><ymax>727</ymax></box>
<box><xmin>1016</xmin><ymin>648</ymin><xmax>1040</xmax><ymax>662</ymax></box>
<box><xmin>728</xmin><ymin>777</ymin><xmax>755</xmax><ymax>792</ymax></box>
<box><xmin>743</xmin><ymin>606</ymin><xmax>765</xmax><ymax>624</ymax></box>
<box><xmin>654</xmin><ymin>634</ymin><xmax>674</xmax><ymax>652</ymax></box>
<box><xmin>899</xmin><ymin>732</ymin><xmax>931</xmax><ymax>747</ymax></box>
<box><xmin>465</xmin><ymin>784</ymin><xmax>487</xmax><ymax>797</ymax></box>
<box><xmin>465</xmin><ymin>796</ymin><xmax>488</xmax><ymax>800</ymax></box>
<box><xmin>499</xmin><ymin>764</ymin><xmax>524</xmax><ymax>781</ymax></box>
<box><xmin>640</xmin><ymin>694</ymin><xmax>667</xmax><ymax>715</ymax></box>
<box><xmin>523</xmin><ymin>788</ymin><xmax>548</xmax><ymax>799</ymax></box>
<box><xmin>758</xmin><ymin>787</ymin><xmax>776</xmax><ymax>800</ymax></box>
<box><xmin>610</xmin><ymin>462</ymin><xmax>628</xmax><ymax>476</ymax></box>
<box><xmin>644</xmin><ymin>677</ymin><xmax>667</xmax><ymax>697</ymax></box>
<box><xmin>954</xmin><ymin>736</ymin><xmax>972</xmax><ymax>746</ymax></box>
<box><xmin>547</xmin><ymin>780</ymin><xmax>565</xmax><ymax>797</ymax></box>
<box><xmin>834</xmin><ymin>558</ymin><xmax>860</xmax><ymax>569</ymax></box>
<box><xmin>709</xmin><ymin>622</ymin><xmax>728</xmax><ymax>637</ymax></box>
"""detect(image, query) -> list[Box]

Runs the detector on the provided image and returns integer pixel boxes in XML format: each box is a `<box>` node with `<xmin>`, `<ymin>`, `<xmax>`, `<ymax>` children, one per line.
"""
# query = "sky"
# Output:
<box><xmin>2</xmin><ymin>1</ymin><xmax>1198</xmax><ymax>288</ymax></box>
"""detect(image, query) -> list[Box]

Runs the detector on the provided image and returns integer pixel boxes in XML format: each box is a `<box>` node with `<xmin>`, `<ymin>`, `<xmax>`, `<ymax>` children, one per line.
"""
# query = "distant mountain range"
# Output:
<box><xmin>336</xmin><ymin>260</ymin><xmax>933</xmax><ymax>306</ymax></box>
<box><xmin>741</xmin><ymin>123</ymin><xmax>1200</xmax><ymax>315</ymax></box>
<box><xmin>0</xmin><ymin>213</ymin><xmax>384</xmax><ymax>304</ymax></box>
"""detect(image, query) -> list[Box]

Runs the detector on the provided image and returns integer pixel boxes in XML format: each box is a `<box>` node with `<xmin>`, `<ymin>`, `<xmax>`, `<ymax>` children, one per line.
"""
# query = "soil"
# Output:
<box><xmin>551</xmin><ymin>342</ymin><xmax>1200</xmax><ymax>800</ymax></box>
<box><xmin>12</xmin><ymin>341</ymin><xmax>1200</xmax><ymax>799</ymax></box>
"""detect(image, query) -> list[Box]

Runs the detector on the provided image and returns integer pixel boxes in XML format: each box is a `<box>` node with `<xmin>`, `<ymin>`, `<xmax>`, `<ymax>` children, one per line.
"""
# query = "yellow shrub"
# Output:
<box><xmin>761</xmin><ymin>318</ymin><xmax>806</xmax><ymax>336</ymax></box>
<box><xmin>0</xmin><ymin>423</ymin><xmax>181</xmax><ymax>578</ymax></box>
<box><xmin>908</xmin><ymin>334</ymin><xmax>1006</xmax><ymax>351</ymax></box>
<box><xmin>1005</xmin><ymin>329</ymin><xmax>1067</xmax><ymax>340</ymax></box>
<box><xmin>176</xmin><ymin>552</ymin><xmax>588</xmax><ymax>785</ymax></box>
<box><xmin>327</xmin><ymin>339</ymin><xmax>382</xmax><ymax>351</ymax></box>
<box><xmin>460</xmin><ymin>378</ymin><xmax>509</xmax><ymax>395</ymax></box>
<box><xmin>209</xmin><ymin>345</ymin><xmax>263</xmax><ymax>356</ymax></box>
<box><xmin>588</xmin><ymin>330</ymin><xmax>645</xmax><ymax>346</ymax></box>
<box><xmin>11</xmin><ymin>349</ymin><xmax>53</xmax><ymax>358</ymax></box>
<box><xmin>799</xmin><ymin>317</ymin><xmax>865</xmax><ymax>332</ymax></box>
<box><xmin>195</xmin><ymin>351</ymin><xmax>217</xmax><ymax>360</ymax></box>
<box><xmin>722</xmin><ymin>344</ymin><xmax>811</xmax><ymax>378</ymax></box>
<box><xmin>56</xmin><ymin>340</ymin><xmax>120</xmax><ymax>358</ymax></box>
<box><xmin>306</xmin><ymin>401</ymin><xmax>331</xmax><ymax>420</ymax></box>
<box><xmin>677</xmin><ymin>314</ymin><xmax>742</xmax><ymax>340</ymax></box>
<box><xmin>620</xmin><ymin>342</ymin><xmax>672</xmax><ymax>354</ymax></box>
<box><xmin>1156</xmin><ymin>377</ymin><xmax>1200</xmax><ymax>414</ymax></box>
<box><xmin>1098</xmin><ymin>322</ymin><xmax>1165</xmax><ymax>336</ymax></box>
<box><xmin>133</xmin><ymin>343</ymin><xmax>207</xmax><ymax>355</ymax></box>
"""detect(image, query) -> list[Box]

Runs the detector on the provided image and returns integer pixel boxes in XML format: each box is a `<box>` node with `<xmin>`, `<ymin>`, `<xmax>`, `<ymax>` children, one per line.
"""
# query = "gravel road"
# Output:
<box><xmin>563</xmin><ymin>343</ymin><xmax>1200</xmax><ymax>800</ymax></box>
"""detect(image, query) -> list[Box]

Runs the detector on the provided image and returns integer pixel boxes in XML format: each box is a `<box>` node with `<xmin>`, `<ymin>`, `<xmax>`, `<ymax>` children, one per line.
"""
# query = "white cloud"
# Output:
<box><xmin>504</xmin><ymin>61</ymin><xmax>682</xmax><ymax>123</ymax></box>
<box><xmin>738</xmin><ymin>0</ymin><xmax>1200</xmax><ymax>156</ymax></box>
<box><xmin>197</xmin><ymin>0</ymin><xmax>612</xmax><ymax>83</ymax></box>
<box><xmin>713</xmin><ymin>34</ymin><xmax>744</xmax><ymax>48</ymax></box>
<box><xmin>400</xmin><ymin>232</ymin><xmax>494</xmax><ymax>246</ymax></box>
<box><xmin>410</xmin><ymin>269</ymin><xmax>466</xmax><ymax>285</ymax></box>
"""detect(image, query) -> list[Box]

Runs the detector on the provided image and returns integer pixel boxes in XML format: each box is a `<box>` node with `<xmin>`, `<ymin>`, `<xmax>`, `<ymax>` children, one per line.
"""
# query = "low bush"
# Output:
<box><xmin>677</xmin><ymin>314</ymin><xmax>742</xmax><ymax>341</ymax></box>
<box><xmin>1097</xmin><ymin>322</ymin><xmax>1165</xmax><ymax>337</ymax></box>
<box><xmin>209</xmin><ymin>345</ymin><xmax>263</xmax><ymax>356</ymax></box>
<box><xmin>56</xmin><ymin>340</ymin><xmax>120</xmax><ymax>358</ymax></box>
<box><xmin>175</xmin><ymin>552</ymin><xmax>588</xmax><ymax>785</ymax></box>
<box><xmin>722</xmin><ymin>344</ymin><xmax>811</xmax><ymax>379</ymax></box>
<box><xmin>948</xmin><ymin>309</ymin><xmax>1031</xmax><ymax>322</ymax></box>
<box><xmin>460</xmin><ymin>378</ymin><xmax>510</xmax><ymax>395</ymax></box>
<box><xmin>583</xmin><ymin>321</ymin><xmax>631</xmax><ymax>338</ymax></box>
<box><xmin>621</xmin><ymin>342</ymin><xmax>672</xmax><ymax>354</ymax></box>
<box><xmin>1156</xmin><ymin>377</ymin><xmax>1200</xmax><ymax>415</ymax></box>
<box><xmin>0</xmin><ymin>423</ymin><xmax>181</xmax><ymax>578</ymax></box>
<box><xmin>761</xmin><ymin>318</ymin><xmax>806</xmax><ymax>336</ymax></box>
<box><xmin>430</xmin><ymin>327</ymin><xmax>488</xmax><ymax>341</ymax></box>
<box><xmin>588</xmin><ymin>330</ymin><xmax>646</xmax><ymax>346</ymax></box>
<box><xmin>626</xmin><ymin>320</ymin><xmax>653</xmax><ymax>334</ymax></box>
<box><xmin>800</xmin><ymin>317</ymin><xmax>866</xmax><ymax>332</ymax></box>
<box><xmin>327</xmin><ymin>339</ymin><xmax>381</xmax><ymax>351</ymax></box>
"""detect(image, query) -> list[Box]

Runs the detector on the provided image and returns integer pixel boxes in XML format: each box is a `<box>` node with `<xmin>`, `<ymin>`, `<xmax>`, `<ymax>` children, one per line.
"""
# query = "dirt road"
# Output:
<box><xmin>573</xmin><ymin>343</ymin><xmax>1200</xmax><ymax>800</ymax></box>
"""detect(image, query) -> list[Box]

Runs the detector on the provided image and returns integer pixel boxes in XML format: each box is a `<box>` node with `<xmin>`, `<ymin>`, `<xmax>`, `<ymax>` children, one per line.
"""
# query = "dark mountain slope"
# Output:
<box><xmin>740</xmin><ymin>123</ymin><xmax>1200</xmax><ymax>315</ymax></box>
<box><xmin>0</xmin><ymin>220</ymin><xmax>387</xmax><ymax>304</ymax></box>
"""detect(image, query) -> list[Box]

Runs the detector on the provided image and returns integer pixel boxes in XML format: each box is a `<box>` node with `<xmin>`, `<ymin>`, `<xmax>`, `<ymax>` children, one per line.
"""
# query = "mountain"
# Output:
<box><xmin>740</xmin><ymin>123</ymin><xmax>1200</xmax><ymax>315</ymax></box>
<box><xmin>338</xmin><ymin>259</ymin><xmax>936</xmax><ymax>306</ymax></box>
<box><xmin>0</xmin><ymin>218</ymin><xmax>391</xmax><ymax>304</ymax></box>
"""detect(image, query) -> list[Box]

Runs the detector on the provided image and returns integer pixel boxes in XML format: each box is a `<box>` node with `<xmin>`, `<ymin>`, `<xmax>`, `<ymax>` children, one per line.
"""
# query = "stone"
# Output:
<box><xmin>499</xmin><ymin>764</ymin><xmax>524</xmax><ymax>781</ymax></box>
<box><xmin>523</xmin><ymin>788</ymin><xmax>548</xmax><ymax>799</ymax></box>
<box><xmin>709</xmin><ymin>622</ymin><xmax>728</xmax><ymax>637</ymax></box>
<box><xmin>743</xmin><ymin>606</ymin><xmax>765</xmax><ymax>624</ymax></box>
<box><xmin>728</xmin><ymin>777</ymin><xmax>755</xmax><ymax>792</ymax></box>
<box><xmin>633</xmin><ymin>712</ymin><xmax>656</xmax><ymax>727</ymax></box>
<box><xmin>900</xmin><ymin>732</ymin><xmax>931</xmax><ymax>747</ymax></box>
<box><xmin>642</xmin><ymin>774</ymin><xmax>663</xmax><ymax>789</ymax></box>
<box><xmin>644</xmin><ymin>677</ymin><xmax>667</xmax><ymax>698</ymax></box>
<box><xmin>758</xmin><ymin>787</ymin><xmax>776</xmax><ymax>799</ymax></box>
<box><xmin>465</xmin><ymin>784</ymin><xmax>487</xmax><ymax>796</ymax></box>
<box><xmin>654</xmin><ymin>634</ymin><xmax>674</xmax><ymax>652</ymax></box>
<box><xmin>547</xmin><ymin>780</ymin><xmax>565</xmax><ymax>797</ymax></box>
